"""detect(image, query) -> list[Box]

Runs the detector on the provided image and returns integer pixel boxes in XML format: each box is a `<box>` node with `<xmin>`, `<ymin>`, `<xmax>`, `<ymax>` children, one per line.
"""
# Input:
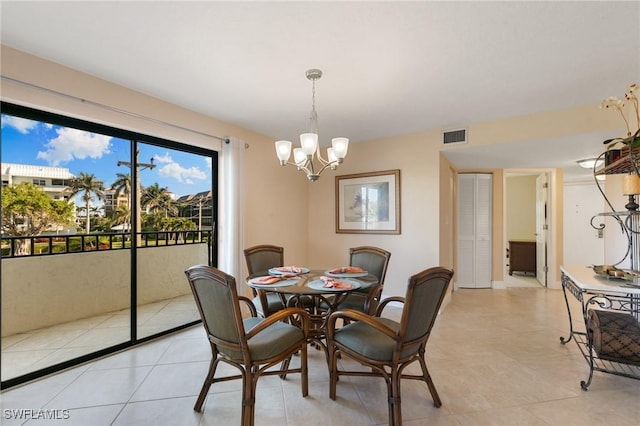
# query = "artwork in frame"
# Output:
<box><xmin>335</xmin><ymin>169</ymin><xmax>400</xmax><ymax>234</ymax></box>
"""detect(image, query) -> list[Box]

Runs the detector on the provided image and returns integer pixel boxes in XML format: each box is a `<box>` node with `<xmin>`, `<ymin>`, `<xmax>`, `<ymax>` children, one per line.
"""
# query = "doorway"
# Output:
<box><xmin>504</xmin><ymin>171</ymin><xmax>549</xmax><ymax>287</ymax></box>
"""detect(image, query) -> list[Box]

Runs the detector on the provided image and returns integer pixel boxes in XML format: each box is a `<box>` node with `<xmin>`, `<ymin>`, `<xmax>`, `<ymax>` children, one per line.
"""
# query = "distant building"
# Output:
<box><xmin>176</xmin><ymin>191</ymin><xmax>213</xmax><ymax>229</ymax></box>
<box><xmin>1</xmin><ymin>162</ymin><xmax>77</xmax><ymax>234</ymax></box>
<box><xmin>1</xmin><ymin>162</ymin><xmax>75</xmax><ymax>201</ymax></box>
<box><xmin>103</xmin><ymin>187</ymin><xmax>129</xmax><ymax>217</ymax></box>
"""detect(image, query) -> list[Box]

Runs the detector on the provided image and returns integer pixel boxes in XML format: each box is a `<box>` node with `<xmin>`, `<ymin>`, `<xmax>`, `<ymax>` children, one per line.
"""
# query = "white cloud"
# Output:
<box><xmin>153</xmin><ymin>152</ymin><xmax>173</xmax><ymax>164</ymax></box>
<box><xmin>154</xmin><ymin>152</ymin><xmax>207</xmax><ymax>184</ymax></box>
<box><xmin>37</xmin><ymin>127</ymin><xmax>112</xmax><ymax>166</ymax></box>
<box><xmin>1</xmin><ymin>115</ymin><xmax>39</xmax><ymax>134</ymax></box>
<box><xmin>204</xmin><ymin>157</ymin><xmax>212</xmax><ymax>169</ymax></box>
<box><xmin>158</xmin><ymin>162</ymin><xmax>207</xmax><ymax>183</ymax></box>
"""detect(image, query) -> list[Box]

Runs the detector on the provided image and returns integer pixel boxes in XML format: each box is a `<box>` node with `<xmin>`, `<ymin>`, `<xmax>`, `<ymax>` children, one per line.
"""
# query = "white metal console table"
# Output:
<box><xmin>560</xmin><ymin>265</ymin><xmax>640</xmax><ymax>390</ymax></box>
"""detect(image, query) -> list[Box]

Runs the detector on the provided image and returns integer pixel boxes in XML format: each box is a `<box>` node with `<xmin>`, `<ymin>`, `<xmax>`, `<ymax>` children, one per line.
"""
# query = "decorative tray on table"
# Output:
<box><xmin>592</xmin><ymin>265</ymin><xmax>640</xmax><ymax>285</ymax></box>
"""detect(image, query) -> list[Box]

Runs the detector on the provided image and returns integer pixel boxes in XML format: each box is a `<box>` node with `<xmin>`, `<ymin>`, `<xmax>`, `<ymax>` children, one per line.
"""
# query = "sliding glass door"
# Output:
<box><xmin>0</xmin><ymin>103</ymin><xmax>217</xmax><ymax>389</ymax></box>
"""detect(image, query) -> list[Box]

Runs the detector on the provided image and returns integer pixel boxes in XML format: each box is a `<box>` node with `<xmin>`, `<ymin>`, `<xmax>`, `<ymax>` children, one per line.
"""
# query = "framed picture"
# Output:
<box><xmin>335</xmin><ymin>169</ymin><xmax>400</xmax><ymax>234</ymax></box>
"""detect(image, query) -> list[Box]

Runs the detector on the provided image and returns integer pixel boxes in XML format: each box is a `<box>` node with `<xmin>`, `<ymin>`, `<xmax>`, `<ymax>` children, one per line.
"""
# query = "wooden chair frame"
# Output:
<box><xmin>326</xmin><ymin>266</ymin><xmax>453</xmax><ymax>426</ymax></box>
<box><xmin>185</xmin><ymin>265</ymin><xmax>310</xmax><ymax>426</ymax></box>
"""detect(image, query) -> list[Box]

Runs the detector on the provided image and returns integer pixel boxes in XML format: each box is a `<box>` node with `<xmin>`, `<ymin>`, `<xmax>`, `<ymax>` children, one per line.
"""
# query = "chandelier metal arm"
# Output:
<box><xmin>314</xmin><ymin>145</ymin><xmax>330</xmax><ymax>165</ymax></box>
<box><xmin>315</xmin><ymin>159</ymin><xmax>339</xmax><ymax>175</ymax></box>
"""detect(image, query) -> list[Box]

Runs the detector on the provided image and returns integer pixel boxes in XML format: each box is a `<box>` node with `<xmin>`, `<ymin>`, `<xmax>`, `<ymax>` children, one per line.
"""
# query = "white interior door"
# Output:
<box><xmin>535</xmin><ymin>173</ymin><xmax>548</xmax><ymax>286</ymax></box>
<box><xmin>457</xmin><ymin>173</ymin><xmax>492</xmax><ymax>288</ymax></box>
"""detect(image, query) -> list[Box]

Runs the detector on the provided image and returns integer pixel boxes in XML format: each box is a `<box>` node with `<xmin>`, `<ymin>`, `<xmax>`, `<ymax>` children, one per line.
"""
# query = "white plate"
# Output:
<box><xmin>268</xmin><ymin>267</ymin><xmax>310</xmax><ymax>275</ymax></box>
<box><xmin>324</xmin><ymin>270</ymin><xmax>368</xmax><ymax>278</ymax></box>
<box><xmin>249</xmin><ymin>276</ymin><xmax>299</xmax><ymax>288</ymax></box>
<box><xmin>307</xmin><ymin>278</ymin><xmax>361</xmax><ymax>292</ymax></box>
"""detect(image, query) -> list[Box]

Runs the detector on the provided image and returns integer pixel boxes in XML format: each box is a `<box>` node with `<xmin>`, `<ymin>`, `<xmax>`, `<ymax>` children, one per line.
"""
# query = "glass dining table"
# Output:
<box><xmin>246</xmin><ymin>268</ymin><xmax>379</xmax><ymax>356</ymax></box>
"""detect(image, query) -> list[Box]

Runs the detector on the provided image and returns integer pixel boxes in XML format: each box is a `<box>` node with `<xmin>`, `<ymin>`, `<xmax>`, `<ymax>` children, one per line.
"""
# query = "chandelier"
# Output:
<box><xmin>275</xmin><ymin>69</ymin><xmax>349</xmax><ymax>181</ymax></box>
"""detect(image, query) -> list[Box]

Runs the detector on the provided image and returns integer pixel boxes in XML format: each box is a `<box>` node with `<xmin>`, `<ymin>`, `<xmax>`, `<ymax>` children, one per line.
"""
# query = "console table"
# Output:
<box><xmin>508</xmin><ymin>240</ymin><xmax>536</xmax><ymax>275</ymax></box>
<box><xmin>559</xmin><ymin>265</ymin><xmax>640</xmax><ymax>390</ymax></box>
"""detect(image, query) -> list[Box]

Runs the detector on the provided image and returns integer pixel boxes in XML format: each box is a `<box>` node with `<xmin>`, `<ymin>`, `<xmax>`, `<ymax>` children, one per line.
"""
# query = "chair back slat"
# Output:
<box><xmin>350</xmin><ymin>246</ymin><xmax>391</xmax><ymax>285</ymax></box>
<box><xmin>244</xmin><ymin>245</ymin><xmax>284</xmax><ymax>276</ymax></box>
<box><xmin>401</xmin><ymin>267</ymin><xmax>453</xmax><ymax>344</ymax></box>
<box><xmin>185</xmin><ymin>266</ymin><xmax>244</xmax><ymax>346</ymax></box>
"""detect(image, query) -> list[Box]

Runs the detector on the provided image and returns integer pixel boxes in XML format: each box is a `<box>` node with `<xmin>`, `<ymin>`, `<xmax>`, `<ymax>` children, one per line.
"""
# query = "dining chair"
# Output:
<box><xmin>326</xmin><ymin>266</ymin><xmax>454</xmax><ymax>426</ymax></box>
<box><xmin>243</xmin><ymin>244</ymin><xmax>287</xmax><ymax>317</ymax></box>
<box><xmin>244</xmin><ymin>244</ymin><xmax>313</xmax><ymax>317</ymax></box>
<box><xmin>321</xmin><ymin>246</ymin><xmax>391</xmax><ymax>318</ymax></box>
<box><xmin>184</xmin><ymin>265</ymin><xmax>310</xmax><ymax>426</ymax></box>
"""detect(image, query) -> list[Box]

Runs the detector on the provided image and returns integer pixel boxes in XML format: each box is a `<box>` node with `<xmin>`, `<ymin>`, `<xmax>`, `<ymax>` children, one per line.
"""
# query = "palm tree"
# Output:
<box><xmin>142</xmin><ymin>183</ymin><xmax>178</xmax><ymax>218</ymax></box>
<box><xmin>66</xmin><ymin>172</ymin><xmax>106</xmax><ymax>234</ymax></box>
<box><xmin>112</xmin><ymin>172</ymin><xmax>132</xmax><ymax>231</ymax></box>
<box><xmin>111</xmin><ymin>204</ymin><xmax>131</xmax><ymax>231</ymax></box>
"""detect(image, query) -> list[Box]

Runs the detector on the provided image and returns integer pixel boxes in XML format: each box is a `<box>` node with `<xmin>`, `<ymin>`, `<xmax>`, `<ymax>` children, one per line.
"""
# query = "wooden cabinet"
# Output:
<box><xmin>508</xmin><ymin>240</ymin><xmax>536</xmax><ymax>275</ymax></box>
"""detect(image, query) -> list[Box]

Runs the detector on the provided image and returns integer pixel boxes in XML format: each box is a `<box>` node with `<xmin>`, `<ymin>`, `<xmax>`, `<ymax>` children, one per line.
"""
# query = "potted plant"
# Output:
<box><xmin>601</xmin><ymin>83</ymin><xmax>640</xmax><ymax>166</ymax></box>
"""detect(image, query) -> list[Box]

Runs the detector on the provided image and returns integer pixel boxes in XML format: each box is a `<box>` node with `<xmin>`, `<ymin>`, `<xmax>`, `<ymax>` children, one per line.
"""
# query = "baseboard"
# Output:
<box><xmin>492</xmin><ymin>280</ymin><xmax>506</xmax><ymax>289</ymax></box>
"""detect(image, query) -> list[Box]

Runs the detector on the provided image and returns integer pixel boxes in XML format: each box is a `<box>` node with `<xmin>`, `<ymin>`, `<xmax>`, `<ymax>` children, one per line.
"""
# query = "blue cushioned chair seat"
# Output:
<box><xmin>219</xmin><ymin>318</ymin><xmax>305</xmax><ymax>361</ymax></box>
<box><xmin>334</xmin><ymin>317</ymin><xmax>399</xmax><ymax>361</ymax></box>
<box><xmin>252</xmin><ymin>293</ymin><xmax>285</xmax><ymax>316</ymax></box>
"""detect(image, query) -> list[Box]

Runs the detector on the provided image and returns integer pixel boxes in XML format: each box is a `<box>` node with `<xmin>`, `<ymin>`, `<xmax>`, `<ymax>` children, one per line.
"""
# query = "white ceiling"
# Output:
<box><xmin>1</xmin><ymin>1</ymin><xmax>639</xmax><ymax>181</ymax></box>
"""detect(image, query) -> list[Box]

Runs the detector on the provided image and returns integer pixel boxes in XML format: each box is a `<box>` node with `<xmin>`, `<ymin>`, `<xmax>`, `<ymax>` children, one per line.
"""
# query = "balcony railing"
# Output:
<box><xmin>1</xmin><ymin>230</ymin><xmax>212</xmax><ymax>258</ymax></box>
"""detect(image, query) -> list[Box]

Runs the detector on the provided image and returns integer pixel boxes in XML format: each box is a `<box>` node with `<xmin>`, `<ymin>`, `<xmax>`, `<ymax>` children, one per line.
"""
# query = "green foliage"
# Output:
<box><xmin>66</xmin><ymin>172</ymin><xmax>105</xmax><ymax>234</ymax></box>
<box><xmin>1</xmin><ymin>182</ymin><xmax>75</xmax><ymax>237</ymax></box>
<box><xmin>159</xmin><ymin>216</ymin><xmax>197</xmax><ymax>231</ymax></box>
<box><xmin>68</xmin><ymin>237</ymin><xmax>83</xmax><ymax>252</ymax></box>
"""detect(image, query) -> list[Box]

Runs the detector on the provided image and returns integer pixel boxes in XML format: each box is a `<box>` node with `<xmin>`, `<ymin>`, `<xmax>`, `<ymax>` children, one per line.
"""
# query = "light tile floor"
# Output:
<box><xmin>2</xmin><ymin>287</ymin><xmax>640</xmax><ymax>425</ymax></box>
<box><xmin>1</xmin><ymin>295</ymin><xmax>199</xmax><ymax>380</ymax></box>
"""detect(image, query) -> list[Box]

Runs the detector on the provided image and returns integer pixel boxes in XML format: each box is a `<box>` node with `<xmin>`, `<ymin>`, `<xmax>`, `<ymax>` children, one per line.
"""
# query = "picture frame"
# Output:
<box><xmin>335</xmin><ymin>169</ymin><xmax>400</xmax><ymax>234</ymax></box>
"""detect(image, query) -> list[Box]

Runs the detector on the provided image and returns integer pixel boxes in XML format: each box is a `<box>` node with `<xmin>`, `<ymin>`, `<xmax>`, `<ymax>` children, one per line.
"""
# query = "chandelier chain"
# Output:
<box><xmin>311</xmin><ymin>78</ymin><xmax>317</xmax><ymax>115</ymax></box>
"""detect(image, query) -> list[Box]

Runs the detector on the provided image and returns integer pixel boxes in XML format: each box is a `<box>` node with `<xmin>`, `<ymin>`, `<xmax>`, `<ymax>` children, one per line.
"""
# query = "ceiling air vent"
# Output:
<box><xmin>442</xmin><ymin>128</ymin><xmax>467</xmax><ymax>145</ymax></box>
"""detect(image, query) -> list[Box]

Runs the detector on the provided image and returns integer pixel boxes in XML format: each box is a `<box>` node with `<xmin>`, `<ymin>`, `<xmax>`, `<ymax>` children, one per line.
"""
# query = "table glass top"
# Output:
<box><xmin>246</xmin><ymin>269</ymin><xmax>378</xmax><ymax>294</ymax></box>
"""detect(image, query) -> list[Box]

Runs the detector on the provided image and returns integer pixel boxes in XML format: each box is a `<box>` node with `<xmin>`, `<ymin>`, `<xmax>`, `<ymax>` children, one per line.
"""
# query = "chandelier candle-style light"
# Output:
<box><xmin>275</xmin><ymin>69</ymin><xmax>349</xmax><ymax>181</ymax></box>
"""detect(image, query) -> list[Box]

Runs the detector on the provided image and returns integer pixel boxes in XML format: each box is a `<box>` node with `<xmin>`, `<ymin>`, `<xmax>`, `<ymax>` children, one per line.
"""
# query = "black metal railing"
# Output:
<box><xmin>1</xmin><ymin>230</ymin><xmax>212</xmax><ymax>258</ymax></box>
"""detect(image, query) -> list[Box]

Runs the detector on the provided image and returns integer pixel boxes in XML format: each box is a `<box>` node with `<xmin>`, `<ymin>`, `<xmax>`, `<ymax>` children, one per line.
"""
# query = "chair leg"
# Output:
<box><xmin>194</xmin><ymin>357</ymin><xmax>219</xmax><ymax>412</ymax></box>
<box><xmin>418</xmin><ymin>354</ymin><xmax>442</xmax><ymax>407</ymax></box>
<box><xmin>279</xmin><ymin>355</ymin><xmax>292</xmax><ymax>380</ymax></box>
<box><xmin>389</xmin><ymin>369</ymin><xmax>402</xmax><ymax>426</ymax></box>
<box><xmin>328</xmin><ymin>343</ymin><xmax>338</xmax><ymax>400</ymax></box>
<box><xmin>242</xmin><ymin>368</ymin><xmax>256</xmax><ymax>426</ymax></box>
<box><xmin>301</xmin><ymin>342</ymin><xmax>309</xmax><ymax>397</ymax></box>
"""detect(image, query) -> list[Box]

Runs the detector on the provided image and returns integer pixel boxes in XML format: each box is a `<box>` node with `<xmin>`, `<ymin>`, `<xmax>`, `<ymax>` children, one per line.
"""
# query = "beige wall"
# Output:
<box><xmin>305</xmin><ymin>130</ymin><xmax>443</xmax><ymax>297</ymax></box>
<box><xmin>506</xmin><ymin>175</ymin><xmax>537</xmax><ymax>241</ymax></box>
<box><xmin>0</xmin><ymin>45</ymin><xmax>623</xmax><ymax>298</ymax></box>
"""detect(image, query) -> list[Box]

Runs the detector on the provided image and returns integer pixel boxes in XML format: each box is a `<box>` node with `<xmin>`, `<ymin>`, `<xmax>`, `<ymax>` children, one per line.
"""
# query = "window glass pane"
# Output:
<box><xmin>1</xmin><ymin>112</ymin><xmax>131</xmax><ymax>382</ymax></box>
<box><xmin>135</xmin><ymin>142</ymin><xmax>210</xmax><ymax>339</ymax></box>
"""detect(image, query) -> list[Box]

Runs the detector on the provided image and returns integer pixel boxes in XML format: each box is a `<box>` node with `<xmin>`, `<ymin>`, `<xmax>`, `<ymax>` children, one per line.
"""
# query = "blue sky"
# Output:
<box><xmin>1</xmin><ymin>114</ymin><xmax>212</xmax><ymax>200</ymax></box>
